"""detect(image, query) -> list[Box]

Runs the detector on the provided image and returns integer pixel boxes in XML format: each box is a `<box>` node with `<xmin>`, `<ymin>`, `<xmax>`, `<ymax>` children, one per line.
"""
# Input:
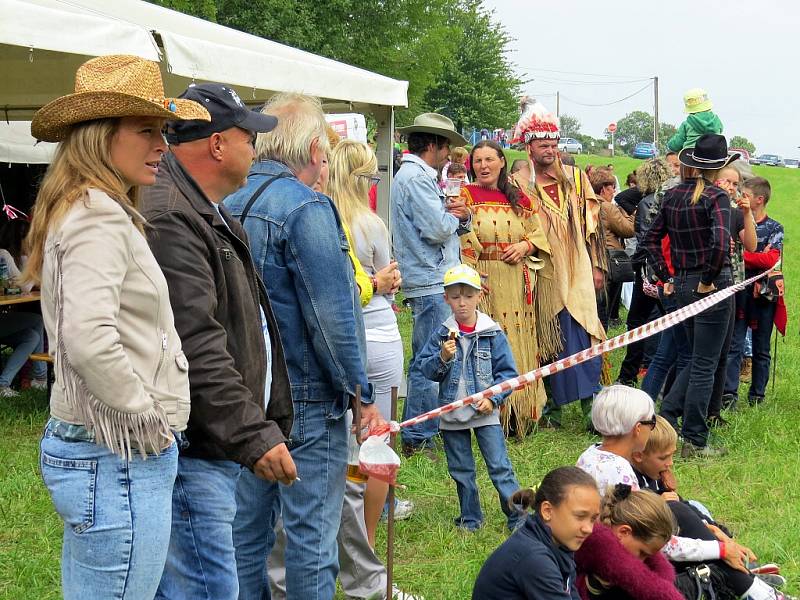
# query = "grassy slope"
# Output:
<box><xmin>1</xmin><ymin>156</ymin><xmax>797</xmax><ymax>599</ymax></box>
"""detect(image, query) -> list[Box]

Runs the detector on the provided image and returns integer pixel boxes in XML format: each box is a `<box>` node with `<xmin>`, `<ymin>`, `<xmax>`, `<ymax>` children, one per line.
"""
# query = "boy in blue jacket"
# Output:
<box><xmin>419</xmin><ymin>264</ymin><xmax>523</xmax><ymax>532</ymax></box>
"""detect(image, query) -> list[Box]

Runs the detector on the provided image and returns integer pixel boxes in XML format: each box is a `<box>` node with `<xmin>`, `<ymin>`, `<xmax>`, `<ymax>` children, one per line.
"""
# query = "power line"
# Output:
<box><xmin>559</xmin><ymin>82</ymin><xmax>653</xmax><ymax>107</ymax></box>
<box><xmin>526</xmin><ymin>67</ymin><xmax>650</xmax><ymax>79</ymax></box>
<box><xmin>535</xmin><ymin>76</ymin><xmax>652</xmax><ymax>86</ymax></box>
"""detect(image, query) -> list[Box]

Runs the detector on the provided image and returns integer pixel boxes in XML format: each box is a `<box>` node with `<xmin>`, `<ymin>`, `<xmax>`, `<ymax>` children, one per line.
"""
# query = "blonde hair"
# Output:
<box><xmin>328</xmin><ymin>140</ymin><xmax>379</xmax><ymax>239</ymax></box>
<box><xmin>635</xmin><ymin>158</ymin><xmax>671</xmax><ymax>195</ymax></box>
<box><xmin>602</xmin><ymin>487</ymin><xmax>676</xmax><ymax>545</ymax></box>
<box><xmin>256</xmin><ymin>93</ymin><xmax>330</xmax><ymax>173</ymax></box>
<box><xmin>23</xmin><ymin>118</ymin><xmax>137</xmax><ymax>284</ymax></box>
<box><xmin>643</xmin><ymin>416</ymin><xmax>678</xmax><ymax>456</ymax></box>
<box><xmin>451</xmin><ymin>147</ymin><xmax>469</xmax><ymax>163</ymax></box>
<box><xmin>688</xmin><ymin>167</ymin><xmax>722</xmax><ymax>205</ymax></box>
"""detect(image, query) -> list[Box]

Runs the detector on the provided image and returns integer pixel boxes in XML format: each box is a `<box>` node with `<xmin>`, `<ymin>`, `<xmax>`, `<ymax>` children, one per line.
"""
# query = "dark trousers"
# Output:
<box><xmin>707</xmin><ymin>302</ymin><xmax>735</xmax><ymax>418</ymax></box>
<box><xmin>659</xmin><ymin>271</ymin><xmax>734</xmax><ymax>447</ymax></box>
<box><xmin>724</xmin><ymin>290</ymin><xmax>777</xmax><ymax>400</ymax></box>
<box><xmin>597</xmin><ymin>281</ymin><xmax>622</xmax><ymax>330</ymax></box>
<box><xmin>618</xmin><ymin>272</ymin><xmax>663</xmax><ymax>382</ymax></box>
<box><xmin>668</xmin><ymin>501</ymin><xmax>753</xmax><ymax>595</ymax></box>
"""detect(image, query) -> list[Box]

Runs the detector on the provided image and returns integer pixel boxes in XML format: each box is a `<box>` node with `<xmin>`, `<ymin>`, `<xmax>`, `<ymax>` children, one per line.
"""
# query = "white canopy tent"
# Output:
<box><xmin>0</xmin><ymin>0</ymin><xmax>408</xmax><ymax>218</ymax></box>
<box><xmin>0</xmin><ymin>122</ymin><xmax>56</xmax><ymax>164</ymax></box>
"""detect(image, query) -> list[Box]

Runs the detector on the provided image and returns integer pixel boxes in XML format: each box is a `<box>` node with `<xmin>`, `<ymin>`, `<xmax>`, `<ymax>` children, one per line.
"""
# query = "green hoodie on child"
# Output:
<box><xmin>667</xmin><ymin>110</ymin><xmax>723</xmax><ymax>152</ymax></box>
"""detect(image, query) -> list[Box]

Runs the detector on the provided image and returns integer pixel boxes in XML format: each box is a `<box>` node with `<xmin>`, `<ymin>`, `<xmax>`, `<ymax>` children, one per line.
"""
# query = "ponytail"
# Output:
<box><xmin>511</xmin><ymin>466</ymin><xmax>598</xmax><ymax>514</ymax></box>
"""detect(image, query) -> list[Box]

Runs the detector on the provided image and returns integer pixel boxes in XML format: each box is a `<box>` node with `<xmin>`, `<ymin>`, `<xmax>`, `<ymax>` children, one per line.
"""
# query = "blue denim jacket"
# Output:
<box><xmin>390</xmin><ymin>154</ymin><xmax>471</xmax><ymax>298</ymax></box>
<box><xmin>419</xmin><ymin>312</ymin><xmax>517</xmax><ymax>427</ymax></box>
<box><xmin>223</xmin><ymin>160</ymin><xmax>371</xmax><ymax>411</ymax></box>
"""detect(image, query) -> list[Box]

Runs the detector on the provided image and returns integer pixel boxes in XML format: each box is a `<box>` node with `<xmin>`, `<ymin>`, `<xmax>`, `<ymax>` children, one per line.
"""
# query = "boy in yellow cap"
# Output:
<box><xmin>667</xmin><ymin>88</ymin><xmax>723</xmax><ymax>152</ymax></box>
<box><xmin>418</xmin><ymin>264</ymin><xmax>523</xmax><ymax>532</ymax></box>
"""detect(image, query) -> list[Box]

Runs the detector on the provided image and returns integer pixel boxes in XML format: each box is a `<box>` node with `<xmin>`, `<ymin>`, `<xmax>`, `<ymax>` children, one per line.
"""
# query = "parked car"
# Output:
<box><xmin>728</xmin><ymin>148</ymin><xmax>750</xmax><ymax>163</ymax></box>
<box><xmin>784</xmin><ymin>158</ymin><xmax>799</xmax><ymax>169</ymax></box>
<box><xmin>632</xmin><ymin>142</ymin><xmax>658</xmax><ymax>159</ymax></box>
<box><xmin>558</xmin><ymin>137</ymin><xmax>583</xmax><ymax>154</ymax></box>
<box><xmin>754</xmin><ymin>154</ymin><xmax>784</xmax><ymax>167</ymax></box>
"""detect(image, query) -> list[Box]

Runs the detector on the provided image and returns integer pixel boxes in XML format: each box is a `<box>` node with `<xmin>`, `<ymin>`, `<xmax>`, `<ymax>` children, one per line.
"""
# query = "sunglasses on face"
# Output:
<box><xmin>638</xmin><ymin>415</ymin><xmax>657</xmax><ymax>430</ymax></box>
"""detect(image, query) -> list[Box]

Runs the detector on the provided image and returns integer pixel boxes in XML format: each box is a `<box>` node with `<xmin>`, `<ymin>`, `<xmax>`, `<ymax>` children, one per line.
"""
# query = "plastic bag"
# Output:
<box><xmin>358</xmin><ymin>433</ymin><xmax>401</xmax><ymax>485</ymax></box>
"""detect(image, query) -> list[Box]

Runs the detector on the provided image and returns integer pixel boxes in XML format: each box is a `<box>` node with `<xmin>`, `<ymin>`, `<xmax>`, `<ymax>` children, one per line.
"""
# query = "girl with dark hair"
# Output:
<box><xmin>460</xmin><ymin>140</ymin><xmax>550</xmax><ymax>436</ymax></box>
<box><xmin>575</xmin><ymin>485</ymin><xmax>684</xmax><ymax>600</ymax></box>
<box><xmin>472</xmin><ymin>466</ymin><xmax>600</xmax><ymax>599</ymax></box>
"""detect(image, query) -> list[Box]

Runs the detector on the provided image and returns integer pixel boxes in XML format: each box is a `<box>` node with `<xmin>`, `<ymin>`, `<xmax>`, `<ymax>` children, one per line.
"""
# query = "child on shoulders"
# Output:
<box><xmin>419</xmin><ymin>264</ymin><xmax>522</xmax><ymax>531</ymax></box>
<box><xmin>667</xmin><ymin>88</ymin><xmax>723</xmax><ymax>152</ymax></box>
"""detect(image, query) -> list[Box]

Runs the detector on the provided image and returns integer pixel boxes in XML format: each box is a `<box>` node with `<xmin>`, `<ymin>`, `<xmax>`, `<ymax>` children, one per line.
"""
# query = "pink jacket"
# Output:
<box><xmin>575</xmin><ymin>522</ymin><xmax>683</xmax><ymax>600</ymax></box>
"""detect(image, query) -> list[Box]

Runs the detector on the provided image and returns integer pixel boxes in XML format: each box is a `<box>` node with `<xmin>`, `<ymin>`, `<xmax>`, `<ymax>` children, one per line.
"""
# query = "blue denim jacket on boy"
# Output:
<box><xmin>224</xmin><ymin>159</ymin><xmax>371</xmax><ymax>412</ymax></box>
<box><xmin>419</xmin><ymin>312</ymin><xmax>517</xmax><ymax>428</ymax></box>
<box><xmin>390</xmin><ymin>153</ymin><xmax>471</xmax><ymax>298</ymax></box>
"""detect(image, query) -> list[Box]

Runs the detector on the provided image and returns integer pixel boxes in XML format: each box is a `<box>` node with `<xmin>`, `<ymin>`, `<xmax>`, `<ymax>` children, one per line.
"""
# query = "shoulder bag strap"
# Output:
<box><xmin>238</xmin><ymin>172</ymin><xmax>293</xmax><ymax>224</ymax></box>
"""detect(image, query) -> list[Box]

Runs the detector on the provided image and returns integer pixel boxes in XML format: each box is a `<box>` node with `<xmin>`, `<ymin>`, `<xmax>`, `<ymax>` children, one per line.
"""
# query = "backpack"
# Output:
<box><xmin>673</xmin><ymin>564</ymin><xmax>738</xmax><ymax>600</ymax></box>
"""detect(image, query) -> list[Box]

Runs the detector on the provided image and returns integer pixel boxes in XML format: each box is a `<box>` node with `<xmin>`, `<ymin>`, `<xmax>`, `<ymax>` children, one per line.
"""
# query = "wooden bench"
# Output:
<box><xmin>29</xmin><ymin>353</ymin><xmax>53</xmax><ymax>396</ymax></box>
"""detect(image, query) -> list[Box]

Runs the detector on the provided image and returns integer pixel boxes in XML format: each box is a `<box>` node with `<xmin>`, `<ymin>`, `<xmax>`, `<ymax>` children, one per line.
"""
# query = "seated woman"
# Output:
<box><xmin>576</xmin><ymin>485</ymin><xmax>683</xmax><ymax>600</ymax></box>
<box><xmin>579</xmin><ymin>387</ymin><xmax>791</xmax><ymax>600</ymax></box>
<box><xmin>472</xmin><ymin>466</ymin><xmax>601</xmax><ymax>600</ymax></box>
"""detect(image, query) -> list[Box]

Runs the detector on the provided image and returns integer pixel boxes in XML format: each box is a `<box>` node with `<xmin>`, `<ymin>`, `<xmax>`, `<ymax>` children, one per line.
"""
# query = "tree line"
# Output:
<box><xmin>149</xmin><ymin>0</ymin><xmax>524</xmax><ymax>130</ymax></box>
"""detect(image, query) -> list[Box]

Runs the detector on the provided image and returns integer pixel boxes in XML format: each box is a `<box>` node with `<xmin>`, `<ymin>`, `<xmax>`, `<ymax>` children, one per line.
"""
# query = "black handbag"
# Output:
<box><xmin>607</xmin><ymin>248</ymin><xmax>635</xmax><ymax>283</ymax></box>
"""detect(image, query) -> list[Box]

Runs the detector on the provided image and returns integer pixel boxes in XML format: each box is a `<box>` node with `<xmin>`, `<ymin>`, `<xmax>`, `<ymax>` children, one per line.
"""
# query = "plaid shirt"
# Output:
<box><xmin>643</xmin><ymin>179</ymin><xmax>731</xmax><ymax>285</ymax></box>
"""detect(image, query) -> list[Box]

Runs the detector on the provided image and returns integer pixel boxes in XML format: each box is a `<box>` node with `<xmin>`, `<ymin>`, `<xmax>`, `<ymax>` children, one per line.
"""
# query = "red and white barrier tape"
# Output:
<box><xmin>397</xmin><ymin>269</ymin><xmax>771</xmax><ymax>430</ymax></box>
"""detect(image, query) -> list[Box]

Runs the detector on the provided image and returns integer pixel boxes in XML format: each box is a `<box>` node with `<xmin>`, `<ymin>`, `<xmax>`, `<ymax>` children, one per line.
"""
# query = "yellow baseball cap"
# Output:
<box><xmin>444</xmin><ymin>264</ymin><xmax>482</xmax><ymax>290</ymax></box>
<box><xmin>683</xmin><ymin>88</ymin><xmax>713</xmax><ymax>114</ymax></box>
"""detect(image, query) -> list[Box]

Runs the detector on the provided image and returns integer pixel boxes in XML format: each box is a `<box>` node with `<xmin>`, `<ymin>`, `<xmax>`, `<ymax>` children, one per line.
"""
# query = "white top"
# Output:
<box><xmin>576</xmin><ymin>443</ymin><xmax>640</xmax><ymax>495</ymax></box>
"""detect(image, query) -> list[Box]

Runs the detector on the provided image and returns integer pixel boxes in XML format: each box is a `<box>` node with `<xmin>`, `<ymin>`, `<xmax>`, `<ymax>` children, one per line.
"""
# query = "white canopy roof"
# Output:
<box><xmin>0</xmin><ymin>121</ymin><xmax>56</xmax><ymax>164</ymax></box>
<box><xmin>0</xmin><ymin>0</ymin><xmax>408</xmax><ymax>120</ymax></box>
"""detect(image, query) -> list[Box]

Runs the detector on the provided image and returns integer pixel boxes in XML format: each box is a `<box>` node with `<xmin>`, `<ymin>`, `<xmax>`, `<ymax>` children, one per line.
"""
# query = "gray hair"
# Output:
<box><xmin>255</xmin><ymin>92</ymin><xmax>330</xmax><ymax>173</ymax></box>
<box><xmin>727</xmin><ymin>159</ymin><xmax>754</xmax><ymax>182</ymax></box>
<box><xmin>591</xmin><ymin>385</ymin><xmax>655</xmax><ymax>436</ymax></box>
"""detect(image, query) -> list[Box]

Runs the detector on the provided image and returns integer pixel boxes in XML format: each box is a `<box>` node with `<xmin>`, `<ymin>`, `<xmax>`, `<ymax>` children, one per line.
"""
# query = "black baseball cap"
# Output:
<box><xmin>165</xmin><ymin>83</ymin><xmax>278</xmax><ymax>144</ymax></box>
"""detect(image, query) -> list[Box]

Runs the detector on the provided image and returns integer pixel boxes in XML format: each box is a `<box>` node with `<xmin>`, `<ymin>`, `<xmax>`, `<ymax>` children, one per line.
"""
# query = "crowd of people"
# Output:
<box><xmin>12</xmin><ymin>53</ymin><xmax>790</xmax><ymax>600</ymax></box>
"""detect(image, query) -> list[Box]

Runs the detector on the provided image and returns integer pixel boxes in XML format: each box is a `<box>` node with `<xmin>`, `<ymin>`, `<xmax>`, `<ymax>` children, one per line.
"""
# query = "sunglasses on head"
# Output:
<box><xmin>638</xmin><ymin>415</ymin><xmax>657</xmax><ymax>430</ymax></box>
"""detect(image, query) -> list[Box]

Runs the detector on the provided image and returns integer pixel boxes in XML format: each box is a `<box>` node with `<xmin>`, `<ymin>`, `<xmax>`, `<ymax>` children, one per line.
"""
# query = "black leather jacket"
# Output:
<box><xmin>141</xmin><ymin>153</ymin><xmax>293</xmax><ymax>469</ymax></box>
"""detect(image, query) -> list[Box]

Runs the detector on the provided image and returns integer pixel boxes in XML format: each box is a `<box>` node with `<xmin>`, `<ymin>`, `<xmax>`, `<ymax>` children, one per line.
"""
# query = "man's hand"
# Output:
<box><xmin>501</xmin><ymin>241</ymin><xmax>531</xmax><ymax>265</ymax></box>
<box><xmin>663</xmin><ymin>281</ymin><xmax>674</xmax><ymax>296</ymax></box>
<box><xmin>475</xmin><ymin>398</ymin><xmax>494</xmax><ymax>414</ymax></box>
<box><xmin>440</xmin><ymin>339</ymin><xmax>457</xmax><ymax>362</ymax></box>
<box><xmin>253</xmin><ymin>443</ymin><xmax>297</xmax><ymax>485</ymax></box>
<box><xmin>697</xmin><ymin>282</ymin><xmax>716</xmax><ymax>294</ymax></box>
<box><xmin>374</xmin><ymin>261</ymin><xmax>401</xmax><ymax>295</ymax></box>
<box><xmin>358</xmin><ymin>402</ymin><xmax>386</xmax><ymax>434</ymax></box>
<box><xmin>592</xmin><ymin>267</ymin><xmax>605</xmax><ymax>291</ymax></box>
<box><xmin>446</xmin><ymin>198</ymin><xmax>471</xmax><ymax>222</ymax></box>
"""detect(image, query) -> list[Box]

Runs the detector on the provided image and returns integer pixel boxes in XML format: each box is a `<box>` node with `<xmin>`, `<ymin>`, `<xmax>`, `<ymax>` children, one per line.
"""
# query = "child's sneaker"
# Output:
<box><xmin>0</xmin><ymin>386</ymin><xmax>19</xmax><ymax>398</ymax></box>
<box><xmin>757</xmin><ymin>573</ymin><xmax>786</xmax><ymax>589</ymax></box>
<box><xmin>751</xmin><ymin>563</ymin><xmax>781</xmax><ymax>576</ymax></box>
<box><xmin>30</xmin><ymin>378</ymin><xmax>48</xmax><ymax>390</ymax></box>
<box><xmin>381</xmin><ymin>498</ymin><xmax>414</xmax><ymax>522</ymax></box>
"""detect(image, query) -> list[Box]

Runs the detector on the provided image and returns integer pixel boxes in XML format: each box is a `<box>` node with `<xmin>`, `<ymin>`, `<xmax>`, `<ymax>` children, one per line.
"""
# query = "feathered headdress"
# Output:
<box><xmin>512</xmin><ymin>96</ymin><xmax>560</xmax><ymax>144</ymax></box>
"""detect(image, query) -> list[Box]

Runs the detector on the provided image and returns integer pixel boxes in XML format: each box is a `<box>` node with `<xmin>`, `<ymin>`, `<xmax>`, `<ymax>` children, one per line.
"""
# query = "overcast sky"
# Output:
<box><xmin>483</xmin><ymin>0</ymin><xmax>798</xmax><ymax>157</ymax></box>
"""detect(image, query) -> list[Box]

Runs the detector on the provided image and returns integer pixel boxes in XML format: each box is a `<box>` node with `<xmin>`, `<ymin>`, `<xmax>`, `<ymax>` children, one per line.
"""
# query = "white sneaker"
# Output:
<box><xmin>382</xmin><ymin>498</ymin><xmax>415</xmax><ymax>522</ymax></box>
<box><xmin>0</xmin><ymin>386</ymin><xmax>19</xmax><ymax>398</ymax></box>
<box><xmin>30</xmin><ymin>378</ymin><xmax>48</xmax><ymax>390</ymax></box>
<box><xmin>393</xmin><ymin>585</ymin><xmax>423</xmax><ymax>600</ymax></box>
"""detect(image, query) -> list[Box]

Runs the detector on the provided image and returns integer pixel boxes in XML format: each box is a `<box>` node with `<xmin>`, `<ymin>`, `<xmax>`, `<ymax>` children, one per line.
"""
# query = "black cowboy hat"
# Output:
<box><xmin>678</xmin><ymin>134</ymin><xmax>739</xmax><ymax>170</ymax></box>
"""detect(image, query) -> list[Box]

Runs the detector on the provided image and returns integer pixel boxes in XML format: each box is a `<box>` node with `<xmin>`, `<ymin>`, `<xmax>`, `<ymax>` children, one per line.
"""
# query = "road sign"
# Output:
<box><xmin>608</xmin><ymin>122</ymin><xmax>617</xmax><ymax>133</ymax></box>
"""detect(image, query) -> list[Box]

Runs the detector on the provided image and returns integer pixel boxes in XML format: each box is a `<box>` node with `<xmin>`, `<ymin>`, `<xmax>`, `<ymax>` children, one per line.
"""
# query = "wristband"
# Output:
<box><xmin>524</xmin><ymin>240</ymin><xmax>534</xmax><ymax>255</ymax></box>
<box><xmin>718</xmin><ymin>541</ymin><xmax>726</xmax><ymax>559</ymax></box>
<box><xmin>371</xmin><ymin>276</ymin><xmax>378</xmax><ymax>293</ymax></box>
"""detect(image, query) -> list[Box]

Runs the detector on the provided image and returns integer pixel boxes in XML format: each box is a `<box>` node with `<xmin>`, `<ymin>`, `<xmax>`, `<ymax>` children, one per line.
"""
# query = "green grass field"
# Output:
<box><xmin>1</xmin><ymin>155</ymin><xmax>798</xmax><ymax>599</ymax></box>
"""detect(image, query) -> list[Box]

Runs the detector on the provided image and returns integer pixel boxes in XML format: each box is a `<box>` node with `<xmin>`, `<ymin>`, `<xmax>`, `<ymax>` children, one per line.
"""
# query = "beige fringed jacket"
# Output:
<box><xmin>41</xmin><ymin>189</ymin><xmax>190</xmax><ymax>458</ymax></box>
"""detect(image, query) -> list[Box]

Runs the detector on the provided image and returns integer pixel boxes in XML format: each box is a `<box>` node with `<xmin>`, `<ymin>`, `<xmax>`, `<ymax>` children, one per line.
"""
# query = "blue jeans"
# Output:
<box><xmin>641</xmin><ymin>292</ymin><xmax>691</xmax><ymax>400</ymax></box>
<box><xmin>402</xmin><ymin>294</ymin><xmax>450</xmax><ymax>447</ymax></box>
<box><xmin>233</xmin><ymin>400</ymin><xmax>348</xmax><ymax>600</ymax></box>
<box><xmin>724</xmin><ymin>291</ymin><xmax>776</xmax><ymax>400</ymax></box>
<box><xmin>0</xmin><ymin>312</ymin><xmax>46</xmax><ymax>385</ymax></box>
<box><xmin>40</xmin><ymin>418</ymin><xmax>178</xmax><ymax>600</ymax></box>
<box><xmin>659</xmin><ymin>271</ymin><xmax>734</xmax><ymax>447</ymax></box>
<box><xmin>155</xmin><ymin>456</ymin><xmax>242</xmax><ymax>600</ymax></box>
<box><xmin>441</xmin><ymin>425</ymin><xmax>523</xmax><ymax>531</ymax></box>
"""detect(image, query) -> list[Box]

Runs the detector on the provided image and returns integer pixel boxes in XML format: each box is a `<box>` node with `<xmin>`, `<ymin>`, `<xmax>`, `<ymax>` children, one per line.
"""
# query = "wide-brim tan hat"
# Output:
<box><xmin>31</xmin><ymin>54</ymin><xmax>210</xmax><ymax>142</ymax></box>
<box><xmin>397</xmin><ymin>112</ymin><xmax>468</xmax><ymax>147</ymax></box>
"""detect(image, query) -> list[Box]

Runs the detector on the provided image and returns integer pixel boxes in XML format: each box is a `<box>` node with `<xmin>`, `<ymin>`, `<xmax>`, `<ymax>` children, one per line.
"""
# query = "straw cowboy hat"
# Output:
<box><xmin>678</xmin><ymin>134</ymin><xmax>739</xmax><ymax>170</ymax></box>
<box><xmin>397</xmin><ymin>113</ymin><xmax>468</xmax><ymax>146</ymax></box>
<box><xmin>31</xmin><ymin>55</ymin><xmax>210</xmax><ymax>142</ymax></box>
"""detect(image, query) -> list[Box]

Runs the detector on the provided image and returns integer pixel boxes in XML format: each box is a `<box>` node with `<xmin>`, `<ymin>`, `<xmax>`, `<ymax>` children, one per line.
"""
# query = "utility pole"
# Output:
<box><xmin>556</xmin><ymin>91</ymin><xmax>560</xmax><ymax>119</ymax></box>
<box><xmin>653</xmin><ymin>76</ymin><xmax>659</xmax><ymax>146</ymax></box>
